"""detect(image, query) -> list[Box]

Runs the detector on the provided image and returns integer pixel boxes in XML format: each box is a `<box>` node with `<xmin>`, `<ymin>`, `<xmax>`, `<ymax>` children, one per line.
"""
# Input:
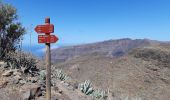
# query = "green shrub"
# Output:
<box><xmin>0</xmin><ymin>1</ymin><xmax>25</xmax><ymax>59</ymax></box>
<box><xmin>4</xmin><ymin>51</ymin><xmax>38</xmax><ymax>75</ymax></box>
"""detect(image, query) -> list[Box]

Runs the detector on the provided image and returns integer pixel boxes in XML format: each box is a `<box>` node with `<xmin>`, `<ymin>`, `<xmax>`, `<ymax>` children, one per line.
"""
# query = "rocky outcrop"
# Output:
<box><xmin>20</xmin><ymin>83</ymin><xmax>41</xmax><ymax>100</ymax></box>
<box><xmin>131</xmin><ymin>46</ymin><xmax>170</xmax><ymax>68</ymax></box>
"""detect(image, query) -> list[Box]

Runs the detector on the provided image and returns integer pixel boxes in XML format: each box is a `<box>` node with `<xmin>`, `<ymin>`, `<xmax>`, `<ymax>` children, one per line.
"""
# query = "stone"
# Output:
<box><xmin>0</xmin><ymin>80</ymin><xmax>8</xmax><ymax>88</ymax></box>
<box><xmin>29</xmin><ymin>77</ymin><xmax>38</xmax><ymax>83</ymax></box>
<box><xmin>67</xmin><ymin>86</ymin><xmax>74</xmax><ymax>90</ymax></box>
<box><xmin>13</xmin><ymin>75</ymin><xmax>22</xmax><ymax>84</ymax></box>
<box><xmin>52</xmin><ymin>86</ymin><xmax>59</xmax><ymax>92</ymax></box>
<box><xmin>20</xmin><ymin>90</ymin><xmax>31</xmax><ymax>100</ymax></box>
<box><xmin>13</xmin><ymin>79</ymin><xmax>19</xmax><ymax>84</ymax></box>
<box><xmin>13</xmin><ymin>71</ymin><xmax>21</xmax><ymax>76</ymax></box>
<box><xmin>73</xmin><ymin>82</ymin><xmax>79</xmax><ymax>89</ymax></box>
<box><xmin>15</xmin><ymin>75</ymin><xmax>22</xmax><ymax>80</ymax></box>
<box><xmin>19</xmin><ymin>80</ymin><xmax>27</xmax><ymax>85</ymax></box>
<box><xmin>36</xmin><ymin>96</ymin><xmax>45</xmax><ymax>100</ymax></box>
<box><xmin>58</xmin><ymin>90</ymin><xmax>63</xmax><ymax>94</ymax></box>
<box><xmin>0</xmin><ymin>61</ymin><xmax>8</xmax><ymax>68</ymax></box>
<box><xmin>0</xmin><ymin>61</ymin><xmax>5</xmax><ymax>65</ymax></box>
<box><xmin>51</xmin><ymin>96</ymin><xmax>58</xmax><ymax>100</ymax></box>
<box><xmin>30</xmin><ymin>85</ymin><xmax>41</xmax><ymax>97</ymax></box>
<box><xmin>63</xmin><ymin>82</ymin><xmax>70</xmax><ymax>87</ymax></box>
<box><xmin>2</xmin><ymin>70</ymin><xmax>13</xmax><ymax>77</ymax></box>
<box><xmin>20</xmin><ymin>83</ymin><xmax>42</xmax><ymax>99</ymax></box>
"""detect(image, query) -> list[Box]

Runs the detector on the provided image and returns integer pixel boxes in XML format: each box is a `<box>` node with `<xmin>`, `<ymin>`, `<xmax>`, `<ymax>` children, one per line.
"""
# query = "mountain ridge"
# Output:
<box><xmin>51</xmin><ymin>38</ymin><xmax>164</xmax><ymax>63</ymax></box>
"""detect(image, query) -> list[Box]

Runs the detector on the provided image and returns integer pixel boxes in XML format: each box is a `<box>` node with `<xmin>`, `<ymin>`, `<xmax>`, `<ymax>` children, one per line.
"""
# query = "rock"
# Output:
<box><xmin>0</xmin><ymin>61</ymin><xmax>8</xmax><ymax>68</ymax></box>
<box><xmin>13</xmin><ymin>79</ymin><xmax>19</xmax><ymax>84</ymax></box>
<box><xmin>41</xmin><ymin>91</ymin><xmax>46</xmax><ymax>96</ymax></box>
<box><xmin>19</xmin><ymin>80</ymin><xmax>27</xmax><ymax>85</ymax></box>
<box><xmin>2</xmin><ymin>70</ymin><xmax>13</xmax><ymax>77</ymax></box>
<box><xmin>53</xmin><ymin>86</ymin><xmax>59</xmax><ymax>92</ymax></box>
<box><xmin>27</xmin><ymin>77</ymin><xmax>38</xmax><ymax>83</ymax></box>
<box><xmin>13</xmin><ymin>75</ymin><xmax>22</xmax><ymax>84</ymax></box>
<box><xmin>51</xmin><ymin>96</ymin><xmax>58</xmax><ymax>100</ymax></box>
<box><xmin>36</xmin><ymin>96</ymin><xmax>45</xmax><ymax>100</ymax></box>
<box><xmin>72</xmin><ymin>82</ymin><xmax>79</xmax><ymax>89</ymax></box>
<box><xmin>40</xmin><ymin>83</ymin><xmax>46</xmax><ymax>89</ymax></box>
<box><xmin>60</xmin><ymin>81</ymin><xmax>65</xmax><ymax>84</ymax></box>
<box><xmin>0</xmin><ymin>61</ymin><xmax>5</xmax><ymax>65</ymax></box>
<box><xmin>52</xmin><ymin>86</ymin><xmax>63</xmax><ymax>94</ymax></box>
<box><xmin>21</xmin><ymin>67</ymin><xmax>27</xmax><ymax>73</ymax></box>
<box><xmin>30</xmin><ymin>85</ymin><xmax>42</xmax><ymax>97</ymax></box>
<box><xmin>2</xmin><ymin>69</ymin><xmax>21</xmax><ymax>77</ymax></box>
<box><xmin>20</xmin><ymin>83</ymin><xmax>42</xmax><ymax>99</ymax></box>
<box><xmin>20</xmin><ymin>90</ymin><xmax>31</xmax><ymax>100</ymax></box>
<box><xmin>13</xmin><ymin>70</ymin><xmax>21</xmax><ymax>76</ymax></box>
<box><xmin>58</xmin><ymin>90</ymin><xmax>63</xmax><ymax>94</ymax></box>
<box><xmin>70</xmin><ymin>64</ymin><xmax>79</xmax><ymax>70</ymax></box>
<box><xmin>63</xmin><ymin>82</ymin><xmax>70</xmax><ymax>87</ymax></box>
<box><xmin>15</xmin><ymin>75</ymin><xmax>22</xmax><ymax>80</ymax></box>
<box><xmin>0</xmin><ymin>80</ymin><xmax>8</xmax><ymax>88</ymax></box>
<box><xmin>67</xmin><ymin>86</ymin><xmax>74</xmax><ymax>90</ymax></box>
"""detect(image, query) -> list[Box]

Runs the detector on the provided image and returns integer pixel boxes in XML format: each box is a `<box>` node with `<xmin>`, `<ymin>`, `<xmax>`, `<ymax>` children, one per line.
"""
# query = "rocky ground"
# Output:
<box><xmin>0</xmin><ymin>61</ymin><xmax>93</xmax><ymax>100</ymax></box>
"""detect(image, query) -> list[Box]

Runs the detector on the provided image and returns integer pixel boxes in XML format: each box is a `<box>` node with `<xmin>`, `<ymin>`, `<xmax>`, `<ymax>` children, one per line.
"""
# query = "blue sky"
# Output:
<box><xmin>3</xmin><ymin>0</ymin><xmax>170</xmax><ymax>47</ymax></box>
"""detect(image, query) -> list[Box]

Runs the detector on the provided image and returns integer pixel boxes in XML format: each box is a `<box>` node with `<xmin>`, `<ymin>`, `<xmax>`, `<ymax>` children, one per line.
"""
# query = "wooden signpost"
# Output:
<box><xmin>35</xmin><ymin>24</ymin><xmax>54</xmax><ymax>33</ymax></box>
<box><xmin>38</xmin><ymin>35</ymin><xmax>58</xmax><ymax>43</ymax></box>
<box><xmin>35</xmin><ymin>17</ymin><xmax>58</xmax><ymax>100</ymax></box>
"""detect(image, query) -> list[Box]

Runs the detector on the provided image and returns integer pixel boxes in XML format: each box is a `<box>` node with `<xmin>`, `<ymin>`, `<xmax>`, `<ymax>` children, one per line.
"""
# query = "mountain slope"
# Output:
<box><xmin>53</xmin><ymin>45</ymin><xmax>170</xmax><ymax>100</ymax></box>
<box><xmin>51</xmin><ymin>38</ymin><xmax>159</xmax><ymax>63</ymax></box>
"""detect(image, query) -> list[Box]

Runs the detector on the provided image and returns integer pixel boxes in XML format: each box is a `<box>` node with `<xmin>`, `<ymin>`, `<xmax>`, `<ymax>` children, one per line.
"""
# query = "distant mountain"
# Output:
<box><xmin>51</xmin><ymin>38</ymin><xmax>161</xmax><ymax>63</ymax></box>
<box><xmin>51</xmin><ymin>39</ymin><xmax>170</xmax><ymax>99</ymax></box>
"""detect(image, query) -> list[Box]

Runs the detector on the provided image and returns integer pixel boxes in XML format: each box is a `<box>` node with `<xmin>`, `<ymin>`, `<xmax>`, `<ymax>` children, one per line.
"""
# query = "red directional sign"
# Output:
<box><xmin>35</xmin><ymin>24</ymin><xmax>54</xmax><ymax>33</ymax></box>
<box><xmin>38</xmin><ymin>35</ymin><xmax>58</xmax><ymax>43</ymax></box>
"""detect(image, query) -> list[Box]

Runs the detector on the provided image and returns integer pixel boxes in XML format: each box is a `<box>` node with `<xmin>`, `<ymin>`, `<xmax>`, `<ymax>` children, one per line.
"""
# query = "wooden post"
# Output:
<box><xmin>45</xmin><ymin>17</ymin><xmax>51</xmax><ymax>100</ymax></box>
<box><xmin>35</xmin><ymin>17</ymin><xmax>58</xmax><ymax>99</ymax></box>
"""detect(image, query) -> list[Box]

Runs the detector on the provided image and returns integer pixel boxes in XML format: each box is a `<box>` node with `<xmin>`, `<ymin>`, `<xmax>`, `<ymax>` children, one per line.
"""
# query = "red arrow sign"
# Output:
<box><xmin>38</xmin><ymin>35</ymin><xmax>58</xmax><ymax>43</ymax></box>
<box><xmin>35</xmin><ymin>24</ymin><xmax>54</xmax><ymax>33</ymax></box>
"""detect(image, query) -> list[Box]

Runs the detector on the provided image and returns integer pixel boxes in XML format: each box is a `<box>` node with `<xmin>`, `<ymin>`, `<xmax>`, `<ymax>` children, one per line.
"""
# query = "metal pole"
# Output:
<box><xmin>45</xmin><ymin>17</ymin><xmax>51</xmax><ymax>100</ymax></box>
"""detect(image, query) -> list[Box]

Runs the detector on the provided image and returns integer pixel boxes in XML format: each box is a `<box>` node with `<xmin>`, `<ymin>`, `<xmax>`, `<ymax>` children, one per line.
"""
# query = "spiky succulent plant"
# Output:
<box><xmin>92</xmin><ymin>89</ymin><xmax>107</xmax><ymax>100</ymax></box>
<box><xmin>39</xmin><ymin>70</ymin><xmax>46</xmax><ymax>81</ymax></box>
<box><xmin>56</xmin><ymin>69</ymin><xmax>69</xmax><ymax>81</ymax></box>
<box><xmin>78</xmin><ymin>80</ymin><xmax>94</xmax><ymax>95</ymax></box>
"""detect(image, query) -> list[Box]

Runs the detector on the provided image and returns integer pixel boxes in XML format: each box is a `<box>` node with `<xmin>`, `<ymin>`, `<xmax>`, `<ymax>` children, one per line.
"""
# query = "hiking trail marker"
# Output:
<box><xmin>35</xmin><ymin>17</ymin><xmax>58</xmax><ymax>100</ymax></box>
<box><xmin>38</xmin><ymin>35</ymin><xmax>58</xmax><ymax>43</ymax></box>
<box><xmin>35</xmin><ymin>24</ymin><xmax>54</xmax><ymax>33</ymax></box>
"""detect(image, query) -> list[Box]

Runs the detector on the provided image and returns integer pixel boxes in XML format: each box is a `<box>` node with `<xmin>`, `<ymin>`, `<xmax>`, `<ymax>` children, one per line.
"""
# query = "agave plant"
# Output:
<box><xmin>56</xmin><ymin>69</ymin><xmax>69</xmax><ymax>81</ymax></box>
<box><xmin>39</xmin><ymin>70</ymin><xmax>46</xmax><ymax>80</ymax></box>
<box><xmin>92</xmin><ymin>89</ymin><xmax>107</xmax><ymax>100</ymax></box>
<box><xmin>78</xmin><ymin>80</ymin><xmax>94</xmax><ymax>95</ymax></box>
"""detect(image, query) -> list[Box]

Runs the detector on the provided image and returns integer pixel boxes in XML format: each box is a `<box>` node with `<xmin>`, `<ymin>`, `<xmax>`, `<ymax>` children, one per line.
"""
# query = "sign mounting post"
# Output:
<box><xmin>45</xmin><ymin>17</ymin><xmax>51</xmax><ymax>100</ymax></box>
<box><xmin>35</xmin><ymin>17</ymin><xmax>58</xmax><ymax>100</ymax></box>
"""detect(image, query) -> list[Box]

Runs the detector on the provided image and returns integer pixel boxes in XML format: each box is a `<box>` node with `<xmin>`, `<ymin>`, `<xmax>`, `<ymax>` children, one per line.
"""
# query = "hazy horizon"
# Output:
<box><xmin>21</xmin><ymin>37</ymin><xmax>170</xmax><ymax>57</ymax></box>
